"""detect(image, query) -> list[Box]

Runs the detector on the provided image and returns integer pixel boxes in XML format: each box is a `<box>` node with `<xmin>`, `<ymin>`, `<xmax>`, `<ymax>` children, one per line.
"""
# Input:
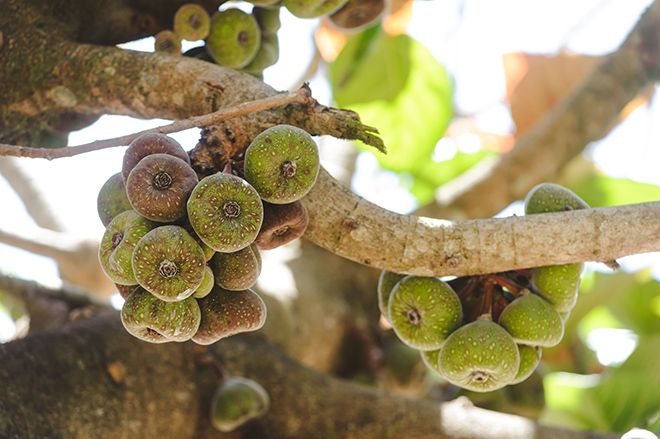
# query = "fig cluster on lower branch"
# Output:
<box><xmin>378</xmin><ymin>183</ymin><xmax>588</xmax><ymax>392</ymax></box>
<box><xmin>96</xmin><ymin>124</ymin><xmax>319</xmax><ymax>344</ymax></box>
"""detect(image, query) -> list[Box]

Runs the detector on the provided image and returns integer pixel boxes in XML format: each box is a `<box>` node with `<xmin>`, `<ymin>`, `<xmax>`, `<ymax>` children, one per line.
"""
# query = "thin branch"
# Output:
<box><xmin>421</xmin><ymin>0</ymin><xmax>660</xmax><ymax>220</ymax></box>
<box><xmin>301</xmin><ymin>169</ymin><xmax>660</xmax><ymax>276</ymax></box>
<box><xmin>0</xmin><ymin>88</ymin><xmax>313</xmax><ymax>160</ymax></box>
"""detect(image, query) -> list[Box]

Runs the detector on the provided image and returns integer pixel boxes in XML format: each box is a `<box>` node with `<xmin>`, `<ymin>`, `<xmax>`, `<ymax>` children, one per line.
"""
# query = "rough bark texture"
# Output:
<box><xmin>420</xmin><ymin>0</ymin><xmax>660</xmax><ymax>220</ymax></box>
<box><xmin>0</xmin><ymin>311</ymin><xmax>616</xmax><ymax>439</ymax></box>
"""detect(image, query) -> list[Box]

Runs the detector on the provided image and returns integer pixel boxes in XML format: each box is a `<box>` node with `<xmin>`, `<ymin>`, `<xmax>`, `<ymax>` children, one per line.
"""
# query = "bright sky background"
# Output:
<box><xmin>0</xmin><ymin>1</ymin><xmax>658</xmax><ymax>343</ymax></box>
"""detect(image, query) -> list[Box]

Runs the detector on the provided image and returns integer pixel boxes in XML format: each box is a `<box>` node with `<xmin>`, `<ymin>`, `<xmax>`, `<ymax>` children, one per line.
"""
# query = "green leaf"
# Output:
<box><xmin>331</xmin><ymin>32</ymin><xmax>453</xmax><ymax>174</ymax></box>
<box><xmin>569</xmin><ymin>175</ymin><xmax>660</xmax><ymax>207</ymax></box>
<box><xmin>610</xmin><ymin>278</ymin><xmax>660</xmax><ymax>336</ymax></box>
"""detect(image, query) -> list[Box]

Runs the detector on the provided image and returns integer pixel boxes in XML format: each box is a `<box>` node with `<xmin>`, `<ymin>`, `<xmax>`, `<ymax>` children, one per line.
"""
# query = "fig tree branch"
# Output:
<box><xmin>0</xmin><ymin>88</ymin><xmax>313</xmax><ymax>160</ymax></box>
<box><xmin>302</xmin><ymin>170</ymin><xmax>660</xmax><ymax>276</ymax></box>
<box><xmin>421</xmin><ymin>0</ymin><xmax>660</xmax><ymax>219</ymax></box>
<box><xmin>0</xmin><ymin>311</ymin><xmax>616</xmax><ymax>439</ymax></box>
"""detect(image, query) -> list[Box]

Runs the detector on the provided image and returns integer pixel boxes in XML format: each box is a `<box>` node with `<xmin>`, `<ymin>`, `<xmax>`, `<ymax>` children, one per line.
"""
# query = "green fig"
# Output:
<box><xmin>174</xmin><ymin>3</ymin><xmax>211</xmax><ymax>41</ymax></box>
<box><xmin>377</xmin><ymin>271</ymin><xmax>405</xmax><ymax>321</ymax></box>
<box><xmin>388</xmin><ymin>276</ymin><xmax>463</xmax><ymax>351</ymax></box>
<box><xmin>193</xmin><ymin>287</ymin><xmax>267</xmax><ymax>345</ymax></box>
<box><xmin>126</xmin><ymin>153</ymin><xmax>199</xmax><ymax>223</ymax></box>
<box><xmin>207</xmin><ymin>9</ymin><xmax>261</xmax><ymax>69</ymax></box>
<box><xmin>420</xmin><ymin>348</ymin><xmax>442</xmax><ymax>374</ymax></box>
<box><xmin>210</xmin><ymin>377</ymin><xmax>270</xmax><ymax>432</ymax></box>
<box><xmin>438</xmin><ymin>319</ymin><xmax>520</xmax><ymax>392</ymax></box>
<box><xmin>284</xmin><ymin>0</ymin><xmax>349</xmax><ymax>18</ymax></box>
<box><xmin>244</xmin><ymin>125</ymin><xmax>320</xmax><ymax>204</ymax></box>
<box><xmin>253</xmin><ymin>7</ymin><xmax>281</xmax><ymax>34</ymax></box>
<box><xmin>121</xmin><ymin>288</ymin><xmax>201</xmax><ymax>343</ymax></box>
<box><xmin>511</xmin><ymin>345</ymin><xmax>541</xmax><ymax>385</ymax></box>
<box><xmin>97</xmin><ymin>172</ymin><xmax>132</xmax><ymax>227</ymax></box>
<box><xmin>498</xmin><ymin>291</ymin><xmax>564</xmax><ymax>347</ymax></box>
<box><xmin>211</xmin><ymin>244</ymin><xmax>261</xmax><ymax>291</ymax></box>
<box><xmin>154</xmin><ymin>30</ymin><xmax>182</xmax><ymax>55</ymax></box>
<box><xmin>532</xmin><ymin>263</ymin><xmax>583</xmax><ymax>312</ymax></box>
<box><xmin>132</xmin><ymin>225</ymin><xmax>206</xmax><ymax>301</ymax></box>
<box><xmin>242</xmin><ymin>34</ymin><xmax>279</xmax><ymax>76</ymax></box>
<box><xmin>524</xmin><ymin>182</ymin><xmax>589</xmax><ymax>215</ymax></box>
<box><xmin>187</xmin><ymin>172</ymin><xmax>264</xmax><ymax>253</ymax></box>
<box><xmin>193</xmin><ymin>265</ymin><xmax>215</xmax><ymax>299</ymax></box>
<box><xmin>99</xmin><ymin>210</ymin><xmax>155</xmax><ymax>285</ymax></box>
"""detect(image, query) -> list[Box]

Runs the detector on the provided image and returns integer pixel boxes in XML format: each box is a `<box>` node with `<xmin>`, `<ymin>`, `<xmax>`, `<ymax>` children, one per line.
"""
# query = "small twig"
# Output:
<box><xmin>0</xmin><ymin>87</ymin><xmax>313</xmax><ymax>160</ymax></box>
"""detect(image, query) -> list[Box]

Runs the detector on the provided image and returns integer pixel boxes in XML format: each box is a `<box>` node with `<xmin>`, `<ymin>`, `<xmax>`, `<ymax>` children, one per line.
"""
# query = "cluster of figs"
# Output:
<box><xmin>155</xmin><ymin>0</ymin><xmax>389</xmax><ymax>78</ymax></box>
<box><xmin>97</xmin><ymin>124</ymin><xmax>320</xmax><ymax>345</ymax></box>
<box><xmin>378</xmin><ymin>183</ymin><xmax>589</xmax><ymax>392</ymax></box>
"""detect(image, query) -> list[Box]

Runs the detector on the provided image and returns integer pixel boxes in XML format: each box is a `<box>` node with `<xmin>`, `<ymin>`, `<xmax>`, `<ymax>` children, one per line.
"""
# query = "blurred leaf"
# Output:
<box><xmin>608</xmin><ymin>278</ymin><xmax>660</xmax><ymax>336</ymax></box>
<box><xmin>593</xmin><ymin>336</ymin><xmax>660</xmax><ymax>433</ymax></box>
<box><xmin>578</xmin><ymin>306</ymin><xmax>626</xmax><ymax>341</ymax></box>
<box><xmin>331</xmin><ymin>32</ymin><xmax>453</xmax><ymax>173</ymax></box>
<box><xmin>406</xmin><ymin>151</ymin><xmax>492</xmax><ymax>204</ymax></box>
<box><xmin>542</xmin><ymin>373</ymin><xmax>609</xmax><ymax>431</ymax></box>
<box><xmin>569</xmin><ymin>175</ymin><xmax>660</xmax><ymax>207</ymax></box>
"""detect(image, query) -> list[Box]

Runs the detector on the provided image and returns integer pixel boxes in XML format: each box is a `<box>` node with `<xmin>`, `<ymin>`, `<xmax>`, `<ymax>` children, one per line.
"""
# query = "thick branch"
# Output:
<box><xmin>0</xmin><ymin>312</ymin><xmax>614</xmax><ymax>439</ymax></box>
<box><xmin>302</xmin><ymin>170</ymin><xmax>660</xmax><ymax>276</ymax></box>
<box><xmin>423</xmin><ymin>0</ymin><xmax>660</xmax><ymax>219</ymax></box>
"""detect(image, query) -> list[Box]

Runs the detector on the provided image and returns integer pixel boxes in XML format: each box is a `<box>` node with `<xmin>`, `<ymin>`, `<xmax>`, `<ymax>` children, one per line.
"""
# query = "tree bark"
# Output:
<box><xmin>0</xmin><ymin>311</ymin><xmax>616</xmax><ymax>439</ymax></box>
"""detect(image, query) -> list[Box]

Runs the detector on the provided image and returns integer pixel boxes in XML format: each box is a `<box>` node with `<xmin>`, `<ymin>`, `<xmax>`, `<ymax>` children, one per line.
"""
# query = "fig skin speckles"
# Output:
<box><xmin>438</xmin><ymin>319</ymin><xmax>520</xmax><ymax>392</ymax></box>
<box><xmin>99</xmin><ymin>210</ymin><xmax>155</xmax><ymax>285</ymax></box>
<box><xmin>211</xmin><ymin>244</ymin><xmax>262</xmax><ymax>291</ymax></box>
<box><xmin>243</xmin><ymin>124</ymin><xmax>320</xmax><ymax>204</ymax></box>
<box><xmin>97</xmin><ymin>172</ymin><xmax>132</xmax><ymax>227</ymax></box>
<box><xmin>193</xmin><ymin>287</ymin><xmax>267</xmax><ymax>345</ymax></box>
<box><xmin>122</xmin><ymin>133</ymin><xmax>190</xmax><ymax>183</ymax></box>
<box><xmin>388</xmin><ymin>276</ymin><xmax>463</xmax><ymax>351</ymax></box>
<box><xmin>498</xmin><ymin>291</ymin><xmax>564</xmax><ymax>347</ymax></box>
<box><xmin>187</xmin><ymin>172</ymin><xmax>264</xmax><ymax>253</ymax></box>
<box><xmin>206</xmin><ymin>9</ymin><xmax>261</xmax><ymax>69</ymax></box>
<box><xmin>126</xmin><ymin>153</ymin><xmax>199</xmax><ymax>223</ymax></box>
<box><xmin>377</xmin><ymin>271</ymin><xmax>405</xmax><ymax>322</ymax></box>
<box><xmin>532</xmin><ymin>263</ymin><xmax>583</xmax><ymax>312</ymax></box>
<box><xmin>524</xmin><ymin>182</ymin><xmax>589</xmax><ymax>215</ymax></box>
<box><xmin>511</xmin><ymin>345</ymin><xmax>542</xmax><ymax>385</ymax></box>
<box><xmin>121</xmin><ymin>287</ymin><xmax>201</xmax><ymax>343</ymax></box>
<box><xmin>132</xmin><ymin>225</ymin><xmax>206</xmax><ymax>302</ymax></box>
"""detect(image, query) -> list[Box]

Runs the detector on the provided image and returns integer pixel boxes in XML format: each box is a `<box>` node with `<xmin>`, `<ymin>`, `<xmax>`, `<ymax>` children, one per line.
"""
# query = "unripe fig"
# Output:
<box><xmin>438</xmin><ymin>319</ymin><xmax>520</xmax><ymax>392</ymax></box>
<box><xmin>284</xmin><ymin>0</ymin><xmax>349</xmax><ymax>18</ymax></box>
<box><xmin>242</xmin><ymin>34</ymin><xmax>279</xmax><ymax>76</ymax></box>
<box><xmin>254</xmin><ymin>201</ymin><xmax>308</xmax><ymax>250</ymax></box>
<box><xmin>99</xmin><ymin>210</ymin><xmax>155</xmax><ymax>285</ymax></box>
<box><xmin>97</xmin><ymin>172</ymin><xmax>132</xmax><ymax>227</ymax></box>
<box><xmin>524</xmin><ymin>182</ymin><xmax>589</xmax><ymax>215</ymax></box>
<box><xmin>376</xmin><ymin>271</ymin><xmax>405</xmax><ymax>321</ymax></box>
<box><xmin>420</xmin><ymin>348</ymin><xmax>442</xmax><ymax>374</ymax></box>
<box><xmin>244</xmin><ymin>125</ymin><xmax>320</xmax><ymax>204</ymax></box>
<box><xmin>154</xmin><ymin>30</ymin><xmax>182</xmax><ymax>55</ymax></box>
<box><xmin>329</xmin><ymin>0</ymin><xmax>385</xmax><ymax>31</ymax></box>
<box><xmin>511</xmin><ymin>345</ymin><xmax>541</xmax><ymax>385</ymax></box>
<box><xmin>126</xmin><ymin>154</ymin><xmax>199</xmax><ymax>222</ymax></box>
<box><xmin>210</xmin><ymin>377</ymin><xmax>270</xmax><ymax>432</ymax></box>
<box><xmin>122</xmin><ymin>133</ymin><xmax>190</xmax><ymax>183</ymax></box>
<box><xmin>388</xmin><ymin>276</ymin><xmax>463</xmax><ymax>351</ymax></box>
<box><xmin>115</xmin><ymin>283</ymin><xmax>139</xmax><ymax>300</ymax></box>
<box><xmin>132</xmin><ymin>225</ymin><xmax>206</xmax><ymax>302</ymax></box>
<box><xmin>174</xmin><ymin>4</ymin><xmax>211</xmax><ymax>41</ymax></box>
<box><xmin>121</xmin><ymin>288</ymin><xmax>201</xmax><ymax>343</ymax></box>
<box><xmin>532</xmin><ymin>263</ymin><xmax>583</xmax><ymax>312</ymax></box>
<box><xmin>193</xmin><ymin>287</ymin><xmax>267</xmax><ymax>345</ymax></box>
<box><xmin>498</xmin><ymin>291</ymin><xmax>564</xmax><ymax>347</ymax></box>
<box><xmin>253</xmin><ymin>7</ymin><xmax>281</xmax><ymax>34</ymax></box>
<box><xmin>187</xmin><ymin>172</ymin><xmax>264</xmax><ymax>253</ymax></box>
<box><xmin>193</xmin><ymin>265</ymin><xmax>215</xmax><ymax>299</ymax></box>
<box><xmin>207</xmin><ymin>9</ymin><xmax>261</xmax><ymax>69</ymax></box>
<box><xmin>211</xmin><ymin>244</ymin><xmax>261</xmax><ymax>291</ymax></box>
